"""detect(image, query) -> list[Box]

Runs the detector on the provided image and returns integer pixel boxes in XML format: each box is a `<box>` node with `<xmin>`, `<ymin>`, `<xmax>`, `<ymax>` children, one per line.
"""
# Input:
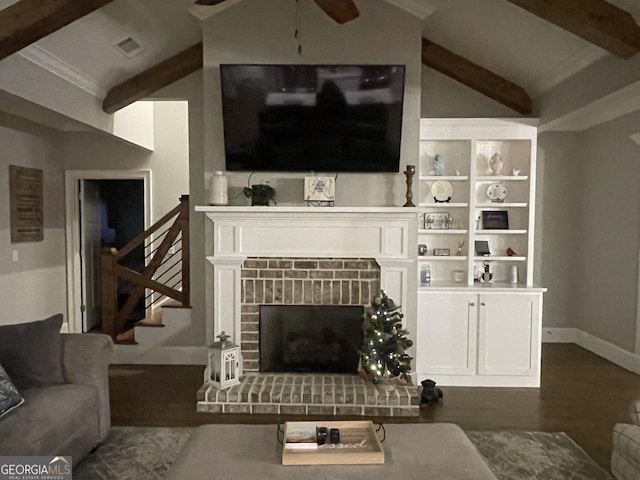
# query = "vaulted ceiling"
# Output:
<box><xmin>0</xmin><ymin>0</ymin><xmax>639</xmax><ymax>119</ymax></box>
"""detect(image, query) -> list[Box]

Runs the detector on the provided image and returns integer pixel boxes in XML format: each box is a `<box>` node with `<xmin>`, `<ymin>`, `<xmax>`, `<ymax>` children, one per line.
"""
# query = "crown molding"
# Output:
<box><xmin>539</xmin><ymin>80</ymin><xmax>640</xmax><ymax>132</ymax></box>
<box><xmin>528</xmin><ymin>45</ymin><xmax>607</xmax><ymax>97</ymax></box>
<box><xmin>18</xmin><ymin>44</ymin><xmax>106</xmax><ymax>99</ymax></box>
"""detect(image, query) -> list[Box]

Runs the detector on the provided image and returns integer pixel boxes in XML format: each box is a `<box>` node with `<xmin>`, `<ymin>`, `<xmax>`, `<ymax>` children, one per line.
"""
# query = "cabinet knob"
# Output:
<box><xmin>469</xmin><ymin>302</ymin><xmax>476</xmax><ymax>306</ymax></box>
<box><xmin>480</xmin><ymin>302</ymin><xmax>486</xmax><ymax>306</ymax></box>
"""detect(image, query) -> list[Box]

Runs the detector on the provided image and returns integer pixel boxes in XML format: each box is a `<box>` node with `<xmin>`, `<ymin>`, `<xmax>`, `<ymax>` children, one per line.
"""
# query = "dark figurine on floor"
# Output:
<box><xmin>420</xmin><ymin>379</ymin><xmax>443</xmax><ymax>406</ymax></box>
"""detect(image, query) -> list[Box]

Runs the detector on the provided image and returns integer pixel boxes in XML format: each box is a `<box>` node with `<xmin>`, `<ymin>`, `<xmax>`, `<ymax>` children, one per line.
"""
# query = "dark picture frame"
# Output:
<box><xmin>481</xmin><ymin>210</ymin><xmax>509</xmax><ymax>230</ymax></box>
<box><xmin>475</xmin><ymin>240</ymin><xmax>491</xmax><ymax>256</ymax></box>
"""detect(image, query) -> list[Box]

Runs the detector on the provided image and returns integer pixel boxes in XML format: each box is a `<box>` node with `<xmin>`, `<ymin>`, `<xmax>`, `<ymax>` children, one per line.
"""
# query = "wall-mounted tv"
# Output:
<box><xmin>220</xmin><ymin>64</ymin><xmax>405</xmax><ymax>172</ymax></box>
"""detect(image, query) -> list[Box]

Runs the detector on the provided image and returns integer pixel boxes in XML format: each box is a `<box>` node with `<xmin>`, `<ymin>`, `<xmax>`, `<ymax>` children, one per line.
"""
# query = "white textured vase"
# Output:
<box><xmin>209</xmin><ymin>171</ymin><xmax>228</xmax><ymax>206</ymax></box>
<box><xmin>509</xmin><ymin>265</ymin><xmax>519</xmax><ymax>284</ymax></box>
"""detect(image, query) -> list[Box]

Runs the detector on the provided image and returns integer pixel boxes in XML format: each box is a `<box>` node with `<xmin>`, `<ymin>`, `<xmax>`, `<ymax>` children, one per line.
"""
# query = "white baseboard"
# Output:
<box><xmin>543</xmin><ymin>327</ymin><xmax>640</xmax><ymax>374</ymax></box>
<box><xmin>541</xmin><ymin>327</ymin><xmax>579</xmax><ymax>343</ymax></box>
<box><xmin>112</xmin><ymin>346</ymin><xmax>207</xmax><ymax>365</ymax></box>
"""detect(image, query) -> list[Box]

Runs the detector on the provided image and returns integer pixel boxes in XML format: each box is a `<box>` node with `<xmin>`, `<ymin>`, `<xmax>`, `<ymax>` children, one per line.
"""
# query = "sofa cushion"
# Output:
<box><xmin>0</xmin><ymin>384</ymin><xmax>100</xmax><ymax>460</ymax></box>
<box><xmin>0</xmin><ymin>362</ymin><xmax>24</xmax><ymax>418</ymax></box>
<box><xmin>0</xmin><ymin>314</ymin><xmax>65</xmax><ymax>390</ymax></box>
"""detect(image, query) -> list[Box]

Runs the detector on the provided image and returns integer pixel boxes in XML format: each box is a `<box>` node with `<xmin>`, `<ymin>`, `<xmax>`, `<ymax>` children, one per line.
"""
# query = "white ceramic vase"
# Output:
<box><xmin>209</xmin><ymin>171</ymin><xmax>228</xmax><ymax>206</ymax></box>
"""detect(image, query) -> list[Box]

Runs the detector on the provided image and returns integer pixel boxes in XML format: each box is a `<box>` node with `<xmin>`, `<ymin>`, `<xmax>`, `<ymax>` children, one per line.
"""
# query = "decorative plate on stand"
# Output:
<box><xmin>486</xmin><ymin>183</ymin><xmax>508</xmax><ymax>203</ymax></box>
<box><xmin>431</xmin><ymin>180</ymin><xmax>453</xmax><ymax>203</ymax></box>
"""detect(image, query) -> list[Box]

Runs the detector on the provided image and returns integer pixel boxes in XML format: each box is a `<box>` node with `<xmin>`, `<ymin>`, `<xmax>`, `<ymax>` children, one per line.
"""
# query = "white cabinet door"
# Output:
<box><xmin>477</xmin><ymin>294</ymin><xmax>540</xmax><ymax>376</ymax></box>
<box><xmin>417</xmin><ymin>292</ymin><xmax>477</xmax><ymax>375</ymax></box>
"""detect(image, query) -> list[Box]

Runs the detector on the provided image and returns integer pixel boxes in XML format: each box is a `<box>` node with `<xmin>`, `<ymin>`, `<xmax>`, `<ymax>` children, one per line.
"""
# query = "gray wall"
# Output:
<box><xmin>0</xmin><ymin>114</ymin><xmax>67</xmax><ymax>324</ymax></box>
<box><xmin>574</xmin><ymin>112</ymin><xmax>640</xmax><ymax>351</ymax></box>
<box><xmin>536</xmin><ymin>132</ymin><xmax>583</xmax><ymax>329</ymax></box>
<box><xmin>201</xmin><ymin>0</ymin><xmax>422</xmax><ymax>209</ymax></box>
<box><xmin>536</xmin><ymin>112</ymin><xmax>640</xmax><ymax>351</ymax></box>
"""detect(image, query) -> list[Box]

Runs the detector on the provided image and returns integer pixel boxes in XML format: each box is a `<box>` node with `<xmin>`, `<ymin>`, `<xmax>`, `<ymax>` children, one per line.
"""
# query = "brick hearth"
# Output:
<box><xmin>197</xmin><ymin>373</ymin><xmax>420</xmax><ymax>416</ymax></box>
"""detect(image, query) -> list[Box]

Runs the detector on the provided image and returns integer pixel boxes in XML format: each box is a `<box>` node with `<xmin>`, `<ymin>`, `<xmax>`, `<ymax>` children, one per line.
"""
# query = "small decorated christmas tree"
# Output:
<box><xmin>359</xmin><ymin>290</ymin><xmax>413</xmax><ymax>384</ymax></box>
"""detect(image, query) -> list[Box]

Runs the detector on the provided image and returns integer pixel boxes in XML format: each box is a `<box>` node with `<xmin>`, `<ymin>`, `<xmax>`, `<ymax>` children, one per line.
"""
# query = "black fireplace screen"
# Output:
<box><xmin>259</xmin><ymin>305</ymin><xmax>364</xmax><ymax>374</ymax></box>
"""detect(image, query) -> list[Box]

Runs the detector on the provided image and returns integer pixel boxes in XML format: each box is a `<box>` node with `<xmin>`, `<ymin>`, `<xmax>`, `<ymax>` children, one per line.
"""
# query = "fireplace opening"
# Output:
<box><xmin>259</xmin><ymin>305</ymin><xmax>364</xmax><ymax>374</ymax></box>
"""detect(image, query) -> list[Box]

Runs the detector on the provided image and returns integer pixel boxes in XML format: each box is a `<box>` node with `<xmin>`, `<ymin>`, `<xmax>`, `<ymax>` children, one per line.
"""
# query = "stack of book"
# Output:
<box><xmin>284</xmin><ymin>423</ymin><xmax>318</xmax><ymax>450</ymax></box>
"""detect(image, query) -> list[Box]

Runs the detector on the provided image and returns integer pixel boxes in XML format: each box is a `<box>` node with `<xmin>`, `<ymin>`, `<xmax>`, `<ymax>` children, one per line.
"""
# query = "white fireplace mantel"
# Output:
<box><xmin>196</xmin><ymin>206</ymin><xmax>420</xmax><ymax>346</ymax></box>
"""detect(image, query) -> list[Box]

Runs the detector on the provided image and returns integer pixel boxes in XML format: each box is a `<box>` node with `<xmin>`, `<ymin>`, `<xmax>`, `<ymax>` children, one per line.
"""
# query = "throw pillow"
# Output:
<box><xmin>0</xmin><ymin>314</ymin><xmax>65</xmax><ymax>390</ymax></box>
<box><xmin>0</xmin><ymin>361</ymin><xmax>24</xmax><ymax>418</ymax></box>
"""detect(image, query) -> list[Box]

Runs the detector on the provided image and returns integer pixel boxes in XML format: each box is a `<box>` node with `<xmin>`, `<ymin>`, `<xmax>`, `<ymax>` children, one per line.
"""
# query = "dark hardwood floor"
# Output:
<box><xmin>109</xmin><ymin>343</ymin><xmax>640</xmax><ymax>471</ymax></box>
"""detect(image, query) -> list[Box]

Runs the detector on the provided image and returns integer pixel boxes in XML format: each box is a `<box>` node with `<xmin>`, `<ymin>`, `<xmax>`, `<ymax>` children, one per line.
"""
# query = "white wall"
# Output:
<box><xmin>0</xmin><ymin>115</ymin><xmax>67</xmax><ymax>325</ymax></box>
<box><xmin>151</xmin><ymin>73</ymin><xmax>206</xmax><ymax>347</ymax></box>
<box><xmin>151</xmin><ymin>101</ymin><xmax>190</xmax><ymax>219</ymax></box>
<box><xmin>113</xmin><ymin>102</ymin><xmax>155</xmax><ymax>150</ymax></box>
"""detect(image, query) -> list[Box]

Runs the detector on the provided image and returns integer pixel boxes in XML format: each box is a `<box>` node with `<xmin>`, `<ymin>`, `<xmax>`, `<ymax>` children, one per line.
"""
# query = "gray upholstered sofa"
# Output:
<box><xmin>0</xmin><ymin>315</ymin><xmax>114</xmax><ymax>466</ymax></box>
<box><xmin>612</xmin><ymin>400</ymin><xmax>640</xmax><ymax>480</ymax></box>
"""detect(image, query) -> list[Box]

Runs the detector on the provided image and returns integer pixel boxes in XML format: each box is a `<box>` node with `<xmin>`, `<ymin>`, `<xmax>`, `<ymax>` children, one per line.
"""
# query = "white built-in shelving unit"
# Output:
<box><xmin>415</xmin><ymin>119</ymin><xmax>546</xmax><ymax>388</ymax></box>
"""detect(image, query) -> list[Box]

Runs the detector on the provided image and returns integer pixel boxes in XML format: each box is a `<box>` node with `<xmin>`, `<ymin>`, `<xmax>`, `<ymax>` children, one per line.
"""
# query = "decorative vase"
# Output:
<box><xmin>489</xmin><ymin>153</ymin><xmax>504</xmax><ymax>175</ymax></box>
<box><xmin>432</xmin><ymin>154</ymin><xmax>445</xmax><ymax>176</ymax></box>
<box><xmin>209</xmin><ymin>171</ymin><xmax>228</xmax><ymax>206</ymax></box>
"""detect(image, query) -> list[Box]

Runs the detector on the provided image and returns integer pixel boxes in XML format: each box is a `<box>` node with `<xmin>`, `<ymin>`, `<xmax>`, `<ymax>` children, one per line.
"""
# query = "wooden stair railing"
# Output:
<box><xmin>100</xmin><ymin>194</ymin><xmax>190</xmax><ymax>341</ymax></box>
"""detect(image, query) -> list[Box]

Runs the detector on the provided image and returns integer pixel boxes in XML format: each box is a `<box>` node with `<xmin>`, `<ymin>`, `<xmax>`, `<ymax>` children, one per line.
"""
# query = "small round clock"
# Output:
<box><xmin>486</xmin><ymin>183</ymin><xmax>508</xmax><ymax>203</ymax></box>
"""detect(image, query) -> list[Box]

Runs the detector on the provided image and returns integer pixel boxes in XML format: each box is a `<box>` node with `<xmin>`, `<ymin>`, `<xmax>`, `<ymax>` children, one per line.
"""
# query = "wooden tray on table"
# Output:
<box><xmin>281</xmin><ymin>420</ymin><xmax>384</xmax><ymax>466</ymax></box>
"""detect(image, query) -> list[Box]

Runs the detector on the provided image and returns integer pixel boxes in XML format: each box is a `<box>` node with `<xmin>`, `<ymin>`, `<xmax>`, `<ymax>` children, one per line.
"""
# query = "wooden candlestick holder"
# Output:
<box><xmin>403</xmin><ymin>167</ymin><xmax>416</xmax><ymax>207</ymax></box>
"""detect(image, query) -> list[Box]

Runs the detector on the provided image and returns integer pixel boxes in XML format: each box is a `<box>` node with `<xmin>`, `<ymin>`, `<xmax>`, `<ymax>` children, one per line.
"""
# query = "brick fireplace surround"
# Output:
<box><xmin>195</xmin><ymin>206</ymin><xmax>421</xmax><ymax>416</ymax></box>
<box><xmin>239</xmin><ymin>257</ymin><xmax>380</xmax><ymax>372</ymax></box>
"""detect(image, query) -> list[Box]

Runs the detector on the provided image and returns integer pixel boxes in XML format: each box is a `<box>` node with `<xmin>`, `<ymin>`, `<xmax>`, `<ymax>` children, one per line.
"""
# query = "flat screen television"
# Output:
<box><xmin>219</xmin><ymin>64</ymin><xmax>405</xmax><ymax>172</ymax></box>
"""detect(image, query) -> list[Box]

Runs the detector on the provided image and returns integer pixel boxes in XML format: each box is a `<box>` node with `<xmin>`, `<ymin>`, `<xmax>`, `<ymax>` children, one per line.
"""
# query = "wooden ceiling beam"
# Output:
<box><xmin>0</xmin><ymin>0</ymin><xmax>114</xmax><ymax>61</ymax></box>
<box><xmin>103</xmin><ymin>43</ymin><xmax>203</xmax><ymax>114</ymax></box>
<box><xmin>194</xmin><ymin>0</ymin><xmax>360</xmax><ymax>23</ymax></box>
<box><xmin>193</xmin><ymin>0</ymin><xmax>227</xmax><ymax>5</ymax></box>
<box><xmin>505</xmin><ymin>0</ymin><xmax>640</xmax><ymax>59</ymax></box>
<box><xmin>422</xmin><ymin>38</ymin><xmax>533</xmax><ymax>115</ymax></box>
<box><xmin>313</xmin><ymin>0</ymin><xmax>360</xmax><ymax>24</ymax></box>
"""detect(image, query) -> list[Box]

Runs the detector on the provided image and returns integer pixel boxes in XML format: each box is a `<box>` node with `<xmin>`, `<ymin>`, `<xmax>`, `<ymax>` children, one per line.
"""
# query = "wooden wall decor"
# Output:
<box><xmin>9</xmin><ymin>165</ymin><xmax>43</xmax><ymax>243</ymax></box>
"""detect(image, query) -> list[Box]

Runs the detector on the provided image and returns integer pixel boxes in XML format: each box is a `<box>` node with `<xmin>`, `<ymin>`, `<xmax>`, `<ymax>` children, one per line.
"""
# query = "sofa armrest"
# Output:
<box><xmin>613</xmin><ymin>423</ymin><xmax>640</xmax><ymax>479</ymax></box>
<box><xmin>61</xmin><ymin>333</ymin><xmax>114</xmax><ymax>442</ymax></box>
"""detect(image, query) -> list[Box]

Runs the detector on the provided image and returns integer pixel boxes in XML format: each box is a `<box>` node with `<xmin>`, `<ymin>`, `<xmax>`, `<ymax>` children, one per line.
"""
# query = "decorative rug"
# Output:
<box><xmin>466</xmin><ymin>431</ymin><xmax>612</xmax><ymax>480</ymax></box>
<box><xmin>74</xmin><ymin>427</ymin><xmax>612</xmax><ymax>480</ymax></box>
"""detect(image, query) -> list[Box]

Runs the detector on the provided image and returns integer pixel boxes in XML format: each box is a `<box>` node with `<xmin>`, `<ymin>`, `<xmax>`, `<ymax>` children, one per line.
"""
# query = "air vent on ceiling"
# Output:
<box><xmin>114</xmin><ymin>37</ymin><xmax>141</xmax><ymax>57</ymax></box>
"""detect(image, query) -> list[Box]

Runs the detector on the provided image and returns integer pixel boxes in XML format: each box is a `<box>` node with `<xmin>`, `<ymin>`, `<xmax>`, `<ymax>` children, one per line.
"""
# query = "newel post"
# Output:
<box><xmin>100</xmin><ymin>247</ymin><xmax>119</xmax><ymax>339</ymax></box>
<box><xmin>178</xmin><ymin>194</ymin><xmax>190</xmax><ymax>307</ymax></box>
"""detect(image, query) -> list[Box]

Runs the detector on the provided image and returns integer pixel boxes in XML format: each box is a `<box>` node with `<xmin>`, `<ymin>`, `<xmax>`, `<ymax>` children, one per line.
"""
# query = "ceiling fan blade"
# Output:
<box><xmin>193</xmin><ymin>0</ymin><xmax>226</xmax><ymax>5</ymax></box>
<box><xmin>313</xmin><ymin>0</ymin><xmax>360</xmax><ymax>24</ymax></box>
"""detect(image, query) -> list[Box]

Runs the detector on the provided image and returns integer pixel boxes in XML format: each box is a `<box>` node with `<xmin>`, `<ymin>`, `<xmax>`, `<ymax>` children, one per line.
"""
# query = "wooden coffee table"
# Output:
<box><xmin>165</xmin><ymin>423</ymin><xmax>497</xmax><ymax>480</ymax></box>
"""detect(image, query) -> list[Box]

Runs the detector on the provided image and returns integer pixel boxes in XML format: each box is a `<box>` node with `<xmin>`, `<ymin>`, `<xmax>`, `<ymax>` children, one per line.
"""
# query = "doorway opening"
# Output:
<box><xmin>81</xmin><ymin>179</ymin><xmax>145</xmax><ymax>333</ymax></box>
<box><xmin>65</xmin><ymin>170</ymin><xmax>151</xmax><ymax>334</ymax></box>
